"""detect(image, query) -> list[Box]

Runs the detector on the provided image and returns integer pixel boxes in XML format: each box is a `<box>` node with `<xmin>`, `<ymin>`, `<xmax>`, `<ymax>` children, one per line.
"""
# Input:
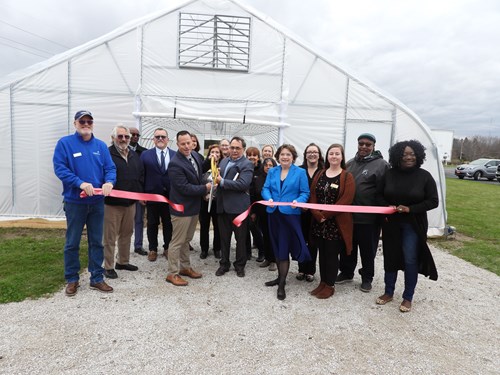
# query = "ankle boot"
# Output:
<box><xmin>316</xmin><ymin>284</ymin><xmax>335</xmax><ymax>299</ymax></box>
<box><xmin>310</xmin><ymin>281</ymin><xmax>326</xmax><ymax>296</ymax></box>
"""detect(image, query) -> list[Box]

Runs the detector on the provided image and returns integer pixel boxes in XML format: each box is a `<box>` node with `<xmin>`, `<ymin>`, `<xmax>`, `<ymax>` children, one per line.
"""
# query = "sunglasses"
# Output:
<box><xmin>155</xmin><ymin>135</ymin><xmax>167</xmax><ymax>140</ymax></box>
<box><xmin>131</xmin><ymin>133</ymin><xmax>140</xmax><ymax>137</ymax></box>
<box><xmin>78</xmin><ymin>119</ymin><xmax>93</xmax><ymax>125</ymax></box>
<box><xmin>117</xmin><ymin>134</ymin><xmax>130</xmax><ymax>140</ymax></box>
<box><xmin>358</xmin><ymin>142</ymin><xmax>374</xmax><ymax>147</ymax></box>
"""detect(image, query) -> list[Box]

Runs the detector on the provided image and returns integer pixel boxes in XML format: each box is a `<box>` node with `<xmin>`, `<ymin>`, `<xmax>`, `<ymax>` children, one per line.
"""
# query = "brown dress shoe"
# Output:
<box><xmin>310</xmin><ymin>281</ymin><xmax>326</xmax><ymax>296</ymax></box>
<box><xmin>65</xmin><ymin>281</ymin><xmax>79</xmax><ymax>297</ymax></box>
<box><xmin>148</xmin><ymin>250</ymin><xmax>158</xmax><ymax>262</ymax></box>
<box><xmin>166</xmin><ymin>274</ymin><xmax>188</xmax><ymax>286</ymax></box>
<box><xmin>316</xmin><ymin>284</ymin><xmax>335</xmax><ymax>299</ymax></box>
<box><xmin>90</xmin><ymin>281</ymin><xmax>114</xmax><ymax>293</ymax></box>
<box><xmin>179</xmin><ymin>267</ymin><xmax>202</xmax><ymax>279</ymax></box>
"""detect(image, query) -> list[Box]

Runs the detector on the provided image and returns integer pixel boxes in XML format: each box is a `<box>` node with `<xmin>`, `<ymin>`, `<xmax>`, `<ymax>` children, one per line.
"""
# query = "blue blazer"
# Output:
<box><xmin>140</xmin><ymin>147</ymin><xmax>176</xmax><ymax>196</ymax></box>
<box><xmin>261</xmin><ymin>164</ymin><xmax>310</xmax><ymax>215</ymax></box>
<box><xmin>216</xmin><ymin>156</ymin><xmax>254</xmax><ymax>214</ymax></box>
<box><xmin>168</xmin><ymin>151</ymin><xmax>207</xmax><ymax>216</ymax></box>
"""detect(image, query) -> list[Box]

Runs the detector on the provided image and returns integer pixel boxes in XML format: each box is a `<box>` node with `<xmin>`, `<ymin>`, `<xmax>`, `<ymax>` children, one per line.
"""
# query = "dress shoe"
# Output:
<box><xmin>134</xmin><ymin>247</ymin><xmax>147</xmax><ymax>256</ymax></box>
<box><xmin>310</xmin><ymin>281</ymin><xmax>326</xmax><ymax>296</ymax></box>
<box><xmin>256</xmin><ymin>255</ymin><xmax>265</xmax><ymax>263</ymax></box>
<box><xmin>166</xmin><ymin>274</ymin><xmax>188</xmax><ymax>286</ymax></box>
<box><xmin>259</xmin><ymin>260</ymin><xmax>271</xmax><ymax>268</ymax></box>
<box><xmin>236</xmin><ymin>269</ymin><xmax>245</xmax><ymax>278</ymax></box>
<box><xmin>65</xmin><ymin>281</ymin><xmax>79</xmax><ymax>297</ymax></box>
<box><xmin>90</xmin><ymin>281</ymin><xmax>113</xmax><ymax>293</ymax></box>
<box><xmin>179</xmin><ymin>268</ymin><xmax>202</xmax><ymax>279</ymax></box>
<box><xmin>214</xmin><ymin>250</ymin><xmax>221</xmax><ymax>259</ymax></box>
<box><xmin>148</xmin><ymin>250</ymin><xmax>158</xmax><ymax>262</ymax></box>
<box><xmin>215</xmin><ymin>266</ymin><xmax>229</xmax><ymax>276</ymax></box>
<box><xmin>296</xmin><ymin>272</ymin><xmax>305</xmax><ymax>281</ymax></box>
<box><xmin>104</xmin><ymin>269</ymin><xmax>118</xmax><ymax>279</ymax></box>
<box><xmin>277</xmin><ymin>284</ymin><xmax>286</xmax><ymax>300</ymax></box>
<box><xmin>200</xmin><ymin>251</ymin><xmax>208</xmax><ymax>259</ymax></box>
<box><xmin>115</xmin><ymin>263</ymin><xmax>138</xmax><ymax>271</ymax></box>
<box><xmin>316</xmin><ymin>284</ymin><xmax>335</xmax><ymax>299</ymax></box>
<box><xmin>265</xmin><ymin>278</ymin><xmax>279</xmax><ymax>287</ymax></box>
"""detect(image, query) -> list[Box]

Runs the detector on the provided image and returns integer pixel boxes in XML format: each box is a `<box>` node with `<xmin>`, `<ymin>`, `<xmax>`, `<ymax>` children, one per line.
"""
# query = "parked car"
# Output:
<box><xmin>455</xmin><ymin>159</ymin><xmax>500</xmax><ymax>180</ymax></box>
<box><xmin>496</xmin><ymin>164</ymin><xmax>500</xmax><ymax>183</ymax></box>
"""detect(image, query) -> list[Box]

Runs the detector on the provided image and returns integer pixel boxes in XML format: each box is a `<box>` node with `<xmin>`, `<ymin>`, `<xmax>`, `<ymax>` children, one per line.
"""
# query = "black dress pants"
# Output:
<box><xmin>218</xmin><ymin>213</ymin><xmax>248</xmax><ymax>271</ymax></box>
<box><xmin>146</xmin><ymin>202</ymin><xmax>172</xmax><ymax>251</ymax></box>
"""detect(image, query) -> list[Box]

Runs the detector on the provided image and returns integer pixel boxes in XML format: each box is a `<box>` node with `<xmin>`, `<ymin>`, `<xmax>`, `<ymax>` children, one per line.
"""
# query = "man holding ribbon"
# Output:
<box><xmin>53</xmin><ymin>110</ymin><xmax>116</xmax><ymax>297</ymax></box>
<box><xmin>165</xmin><ymin>131</ymin><xmax>211</xmax><ymax>286</ymax></box>
<box><xmin>140</xmin><ymin>128</ymin><xmax>176</xmax><ymax>262</ymax></box>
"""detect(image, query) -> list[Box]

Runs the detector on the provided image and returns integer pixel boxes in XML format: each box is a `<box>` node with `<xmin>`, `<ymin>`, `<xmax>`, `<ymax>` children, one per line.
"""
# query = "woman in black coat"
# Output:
<box><xmin>376</xmin><ymin>140</ymin><xmax>439</xmax><ymax>313</ymax></box>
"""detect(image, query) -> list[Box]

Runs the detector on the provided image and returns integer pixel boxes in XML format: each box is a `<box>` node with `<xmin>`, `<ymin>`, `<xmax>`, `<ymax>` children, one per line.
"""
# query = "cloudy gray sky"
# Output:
<box><xmin>1</xmin><ymin>0</ymin><xmax>499</xmax><ymax>138</ymax></box>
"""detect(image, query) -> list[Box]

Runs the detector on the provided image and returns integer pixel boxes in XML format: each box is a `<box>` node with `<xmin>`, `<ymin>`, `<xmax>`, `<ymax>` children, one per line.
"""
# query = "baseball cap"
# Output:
<box><xmin>74</xmin><ymin>110</ymin><xmax>93</xmax><ymax>120</ymax></box>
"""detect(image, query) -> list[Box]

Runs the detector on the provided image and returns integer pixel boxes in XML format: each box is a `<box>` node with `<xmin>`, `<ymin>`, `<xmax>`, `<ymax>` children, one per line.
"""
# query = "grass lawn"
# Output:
<box><xmin>429</xmin><ymin>178</ymin><xmax>499</xmax><ymax>276</ymax></box>
<box><xmin>0</xmin><ymin>227</ymin><xmax>87</xmax><ymax>303</ymax></box>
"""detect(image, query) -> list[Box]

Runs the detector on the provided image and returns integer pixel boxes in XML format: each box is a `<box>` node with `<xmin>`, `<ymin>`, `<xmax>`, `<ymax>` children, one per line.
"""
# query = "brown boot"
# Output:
<box><xmin>310</xmin><ymin>281</ymin><xmax>326</xmax><ymax>296</ymax></box>
<box><xmin>316</xmin><ymin>284</ymin><xmax>335</xmax><ymax>299</ymax></box>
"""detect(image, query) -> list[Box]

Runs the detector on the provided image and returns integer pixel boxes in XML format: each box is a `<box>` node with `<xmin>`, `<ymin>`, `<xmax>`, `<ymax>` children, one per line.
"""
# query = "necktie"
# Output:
<box><xmin>160</xmin><ymin>150</ymin><xmax>165</xmax><ymax>173</ymax></box>
<box><xmin>189</xmin><ymin>156</ymin><xmax>198</xmax><ymax>174</ymax></box>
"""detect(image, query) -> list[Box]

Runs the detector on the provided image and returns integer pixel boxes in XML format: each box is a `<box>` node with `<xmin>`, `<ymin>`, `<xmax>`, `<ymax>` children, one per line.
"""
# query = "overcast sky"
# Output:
<box><xmin>1</xmin><ymin>0</ymin><xmax>499</xmax><ymax>138</ymax></box>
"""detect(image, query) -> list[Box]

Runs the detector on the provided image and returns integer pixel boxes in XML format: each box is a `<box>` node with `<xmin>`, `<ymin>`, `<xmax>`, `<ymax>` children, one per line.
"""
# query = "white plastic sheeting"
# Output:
<box><xmin>0</xmin><ymin>0</ymin><xmax>447</xmax><ymax>235</ymax></box>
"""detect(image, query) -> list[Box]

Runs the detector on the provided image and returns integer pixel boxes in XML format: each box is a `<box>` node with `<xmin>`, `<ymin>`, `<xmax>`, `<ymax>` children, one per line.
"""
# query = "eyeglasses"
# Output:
<box><xmin>306</xmin><ymin>151</ymin><xmax>319</xmax><ymax>155</ymax></box>
<box><xmin>117</xmin><ymin>134</ymin><xmax>130</xmax><ymax>140</ymax></box>
<box><xmin>78</xmin><ymin>119</ymin><xmax>93</xmax><ymax>125</ymax></box>
<box><xmin>230</xmin><ymin>146</ymin><xmax>242</xmax><ymax>150</ymax></box>
<box><xmin>358</xmin><ymin>142</ymin><xmax>374</xmax><ymax>147</ymax></box>
<box><xmin>130</xmin><ymin>133</ymin><xmax>140</xmax><ymax>137</ymax></box>
<box><xmin>155</xmin><ymin>135</ymin><xmax>167</xmax><ymax>140</ymax></box>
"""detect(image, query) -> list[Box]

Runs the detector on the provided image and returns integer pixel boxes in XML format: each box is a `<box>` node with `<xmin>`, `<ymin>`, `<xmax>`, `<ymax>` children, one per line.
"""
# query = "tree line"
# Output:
<box><xmin>452</xmin><ymin>136</ymin><xmax>500</xmax><ymax>162</ymax></box>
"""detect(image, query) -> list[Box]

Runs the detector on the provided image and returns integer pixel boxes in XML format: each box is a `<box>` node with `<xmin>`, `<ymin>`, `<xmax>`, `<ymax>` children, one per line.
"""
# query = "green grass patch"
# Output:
<box><xmin>0</xmin><ymin>228</ymin><xmax>88</xmax><ymax>303</ymax></box>
<box><xmin>430</xmin><ymin>178</ymin><xmax>499</xmax><ymax>275</ymax></box>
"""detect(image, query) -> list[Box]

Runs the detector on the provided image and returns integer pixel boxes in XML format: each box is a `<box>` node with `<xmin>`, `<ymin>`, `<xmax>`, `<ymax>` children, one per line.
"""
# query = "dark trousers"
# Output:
<box><xmin>246</xmin><ymin>216</ymin><xmax>264</xmax><ymax>258</ymax></box>
<box><xmin>218</xmin><ymin>213</ymin><xmax>248</xmax><ymax>271</ymax></box>
<box><xmin>146</xmin><ymin>202</ymin><xmax>172</xmax><ymax>251</ymax></box>
<box><xmin>317</xmin><ymin>237</ymin><xmax>344</xmax><ymax>286</ymax></box>
<box><xmin>298</xmin><ymin>239</ymin><xmax>318</xmax><ymax>275</ymax></box>
<box><xmin>339</xmin><ymin>223</ymin><xmax>380</xmax><ymax>282</ymax></box>
<box><xmin>133</xmin><ymin>202</ymin><xmax>145</xmax><ymax>249</ymax></box>
<box><xmin>199</xmin><ymin>200</ymin><xmax>220</xmax><ymax>253</ymax></box>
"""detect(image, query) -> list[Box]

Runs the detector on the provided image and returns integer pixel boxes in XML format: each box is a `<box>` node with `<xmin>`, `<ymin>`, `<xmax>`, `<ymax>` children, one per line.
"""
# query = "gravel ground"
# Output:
<box><xmin>0</xmin><ymin>230</ymin><xmax>499</xmax><ymax>375</ymax></box>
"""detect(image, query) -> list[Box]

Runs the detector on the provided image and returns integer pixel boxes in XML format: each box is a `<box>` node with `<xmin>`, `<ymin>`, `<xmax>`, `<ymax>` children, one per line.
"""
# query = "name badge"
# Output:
<box><xmin>73</xmin><ymin>152</ymin><xmax>82</xmax><ymax>158</ymax></box>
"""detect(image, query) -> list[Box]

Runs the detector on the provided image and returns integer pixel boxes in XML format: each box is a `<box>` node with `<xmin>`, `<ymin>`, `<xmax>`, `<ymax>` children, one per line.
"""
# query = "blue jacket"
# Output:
<box><xmin>141</xmin><ymin>147</ymin><xmax>176</xmax><ymax>196</ymax></box>
<box><xmin>168</xmin><ymin>151</ymin><xmax>207</xmax><ymax>217</ymax></box>
<box><xmin>53</xmin><ymin>132</ymin><xmax>116</xmax><ymax>204</ymax></box>
<box><xmin>261</xmin><ymin>164</ymin><xmax>310</xmax><ymax>215</ymax></box>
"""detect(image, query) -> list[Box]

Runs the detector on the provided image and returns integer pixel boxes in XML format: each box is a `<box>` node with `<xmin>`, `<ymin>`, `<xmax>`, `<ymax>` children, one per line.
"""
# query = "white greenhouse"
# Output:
<box><xmin>0</xmin><ymin>0</ymin><xmax>447</xmax><ymax>235</ymax></box>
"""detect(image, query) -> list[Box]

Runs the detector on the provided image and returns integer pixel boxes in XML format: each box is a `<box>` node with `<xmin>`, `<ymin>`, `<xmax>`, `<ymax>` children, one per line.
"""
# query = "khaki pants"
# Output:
<box><xmin>168</xmin><ymin>215</ymin><xmax>198</xmax><ymax>275</ymax></box>
<box><xmin>103</xmin><ymin>204</ymin><xmax>136</xmax><ymax>270</ymax></box>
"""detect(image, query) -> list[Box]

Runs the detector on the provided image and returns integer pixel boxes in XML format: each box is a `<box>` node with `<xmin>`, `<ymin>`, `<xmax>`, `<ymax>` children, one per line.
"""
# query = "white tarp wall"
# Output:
<box><xmin>0</xmin><ymin>0</ymin><xmax>447</xmax><ymax>234</ymax></box>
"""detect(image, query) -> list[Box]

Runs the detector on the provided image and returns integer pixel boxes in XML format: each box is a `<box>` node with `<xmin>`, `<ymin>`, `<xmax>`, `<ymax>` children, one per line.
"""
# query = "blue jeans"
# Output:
<box><xmin>384</xmin><ymin>222</ymin><xmax>419</xmax><ymax>301</ymax></box>
<box><xmin>63</xmin><ymin>201</ymin><xmax>105</xmax><ymax>284</ymax></box>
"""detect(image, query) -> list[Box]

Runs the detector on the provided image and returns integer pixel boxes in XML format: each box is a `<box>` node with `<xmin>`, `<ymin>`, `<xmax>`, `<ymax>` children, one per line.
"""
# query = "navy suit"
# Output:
<box><xmin>216</xmin><ymin>156</ymin><xmax>254</xmax><ymax>272</ymax></box>
<box><xmin>141</xmin><ymin>147</ymin><xmax>176</xmax><ymax>252</ymax></box>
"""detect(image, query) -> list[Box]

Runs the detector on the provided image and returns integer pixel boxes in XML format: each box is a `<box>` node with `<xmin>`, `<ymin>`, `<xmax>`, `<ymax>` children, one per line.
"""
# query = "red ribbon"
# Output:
<box><xmin>232</xmin><ymin>200</ymin><xmax>396</xmax><ymax>227</ymax></box>
<box><xmin>80</xmin><ymin>188</ymin><xmax>184</xmax><ymax>213</ymax></box>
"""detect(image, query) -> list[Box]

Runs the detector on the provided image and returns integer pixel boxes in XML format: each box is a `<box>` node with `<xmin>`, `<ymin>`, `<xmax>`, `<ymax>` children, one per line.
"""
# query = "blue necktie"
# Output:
<box><xmin>160</xmin><ymin>151</ymin><xmax>165</xmax><ymax>173</ymax></box>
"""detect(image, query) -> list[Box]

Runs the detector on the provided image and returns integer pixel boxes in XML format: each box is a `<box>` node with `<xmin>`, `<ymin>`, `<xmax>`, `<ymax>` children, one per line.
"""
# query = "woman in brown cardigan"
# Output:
<box><xmin>309</xmin><ymin>144</ymin><xmax>356</xmax><ymax>299</ymax></box>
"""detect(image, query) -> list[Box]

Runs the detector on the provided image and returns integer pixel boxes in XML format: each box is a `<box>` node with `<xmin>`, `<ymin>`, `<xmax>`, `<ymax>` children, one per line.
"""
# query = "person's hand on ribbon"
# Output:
<box><xmin>80</xmin><ymin>182</ymin><xmax>94</xmax><ymax>197</ymax></box>
<box><xmin>396</xmin><ymin>205</ymin><xmax>409</xmax><ymax>213</ymax></box>
<box><xmin>102</xmin><ymin>182</ymin><xmax>113</xmax><ymax>196</ymax></box>
<box><xmin>291</xmin><ymin>199</ymin><xmax>298</xmax><ymax>209</ymax></box>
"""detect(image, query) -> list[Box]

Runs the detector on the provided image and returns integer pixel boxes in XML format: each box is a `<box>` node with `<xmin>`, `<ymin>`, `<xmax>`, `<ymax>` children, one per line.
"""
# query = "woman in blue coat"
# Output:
<box><xmin>261</xmin><ymin>144</ymin><xmax>310</xmax><ymax>300</ymax></box>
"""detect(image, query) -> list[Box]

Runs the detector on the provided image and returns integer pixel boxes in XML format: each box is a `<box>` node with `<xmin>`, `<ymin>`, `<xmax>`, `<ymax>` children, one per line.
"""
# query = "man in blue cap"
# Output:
<box><xmin>337</xmin><ymin>133</ymin><xmax>389</xmax><ymax>292</ymax></box>
<box><xmin>53</xmin><ymin>110</ymin><xmax>116</xmax><ymax>297</ymax></box>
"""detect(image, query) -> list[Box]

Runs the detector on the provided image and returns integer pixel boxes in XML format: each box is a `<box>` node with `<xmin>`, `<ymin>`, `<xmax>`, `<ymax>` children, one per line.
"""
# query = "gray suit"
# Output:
<box><xmin>216</xmin><ymin>156</ymin><xmax>254</xmax><ymax>271</ymax></box>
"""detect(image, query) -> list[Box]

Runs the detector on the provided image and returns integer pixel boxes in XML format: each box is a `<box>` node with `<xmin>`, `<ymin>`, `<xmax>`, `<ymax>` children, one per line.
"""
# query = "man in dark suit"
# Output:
<box><xmin>165</xmin><ymin>131</ymin><xmax>212</xmax><ymax>286</ymax></box>
<box><xmin>214</xmin><ymin>136</ymin><xmax>254</xmax><ymax>277</ymax></box>
<box><xmin>129</xmin><ymin>127</ymin><xmax>148</xmax><ymax>256</ymax></box>
<box><xmin>140</xmin><ymin>128</ymin><xmax>176</xmax><ymax>262</ymax></box>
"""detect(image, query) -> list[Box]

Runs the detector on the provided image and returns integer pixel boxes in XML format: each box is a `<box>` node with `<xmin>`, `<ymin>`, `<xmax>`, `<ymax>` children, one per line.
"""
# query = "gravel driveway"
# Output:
<box><xmin>0</xmin><ymin>232</ymin><xmax>498</xmax><ymax>374</ymax></box>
